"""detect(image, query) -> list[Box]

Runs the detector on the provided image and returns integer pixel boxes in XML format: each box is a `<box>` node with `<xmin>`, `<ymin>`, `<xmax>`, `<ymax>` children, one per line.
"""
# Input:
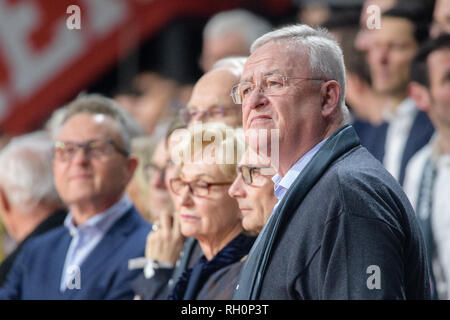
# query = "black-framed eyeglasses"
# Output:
<box><xmin>236</xmin><ymin>165</ymin><xmax>275</xmax><ymax>186</ymax></box>
<box><xmin>180</xmin><ymin>105</ymin><xmax>241</xmax><ymax>124</ymax></box>
<box><xmin>53</xmin><ymin>138</ymin><xmax>129</xmax><ymax>161</ymax></box>
<box><xmin>230</xmin><ymin>73</ymin><xmax>325</xmax><ymax>104</ymax></box>
<box><xmin>169</xmin><ymin>177</ymin><xmax>232</xmax><ymax>197</ymax></box>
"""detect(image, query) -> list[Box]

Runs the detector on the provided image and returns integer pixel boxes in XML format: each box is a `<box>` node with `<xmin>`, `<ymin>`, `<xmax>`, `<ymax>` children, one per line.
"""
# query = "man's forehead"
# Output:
<box><xmin>428</xmin><ymin>49</ymin><xmax>450</xmax><ymax>75</ymax></box>
<box><xmin>374</xmin><ymin>17</ymin><xmax>415</xmax><ymax>41</ymax></box>
<box><xmin>57</xmin><ymin>112</ymin><xmax>120</xmax><ymax>140</ymax></box>
<box><xmin>242</xmin><ymin>42</ymin><xmax>308</xmax><ymax>80</ymax></box>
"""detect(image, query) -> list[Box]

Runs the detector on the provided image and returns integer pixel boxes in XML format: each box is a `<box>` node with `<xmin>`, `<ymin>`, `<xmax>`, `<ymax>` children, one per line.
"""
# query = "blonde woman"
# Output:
<box><xmin>168</xmin><ymin>122</ymin><xmax>254</xmax><ymax>300</ymax></box>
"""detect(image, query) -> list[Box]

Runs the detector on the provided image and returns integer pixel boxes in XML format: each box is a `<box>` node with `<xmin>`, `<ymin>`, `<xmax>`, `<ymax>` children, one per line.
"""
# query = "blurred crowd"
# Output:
<box><xmin>0</xmin><ymin>0</ymin><xmax>449</xmax><ymax>300</ymax></box>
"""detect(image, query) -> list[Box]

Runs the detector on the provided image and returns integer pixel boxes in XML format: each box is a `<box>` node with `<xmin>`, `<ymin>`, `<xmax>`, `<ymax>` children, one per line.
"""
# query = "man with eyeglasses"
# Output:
<box><xmin>180</xmin><ymin>56</ymin><xmax>246</xmax><ymax>128</ymax></box>
<box><xmin>228</xmin><ymin>147</ymin><xmax>277</xmax><ymax>234</ymax></box>
<box><xmin>0</xmin><ymin>94</ymin><xmax>150</xmax><ymax>299</ymax></box>
<box><xmin>232</xmin><ymin>24</ymin><xmax>430</xmax><ymax>300</ymax></box>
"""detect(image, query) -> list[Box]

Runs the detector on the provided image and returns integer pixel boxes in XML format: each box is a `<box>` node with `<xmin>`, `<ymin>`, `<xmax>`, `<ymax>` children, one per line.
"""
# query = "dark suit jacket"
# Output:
<box><xmin>234</xmin><ymin>125</ymin><xmax>431</xmax><ymax>299</ymax></box>
<box><xmin>258</xmin><ymin>146</ymin><xmax>430</xmax><ymax>299</ymax></box>
<box><xmin>0</xmin><ymin>210</ymin><xmax>67</xmax><ymax>286</ymax></box>
<box><xmin>353</xmin><ymin>110</ymin><xmax>434</xmax><ymax>185</ymax></box>
<box><xmin>0</xmin><ymin>206</ymin><xmax>150</xmax><ymax>300</ymax></box>
<box><xmin>131</xmin><ymin>237</ymin><xmax>202</xmax><ymax>300</ymax></box>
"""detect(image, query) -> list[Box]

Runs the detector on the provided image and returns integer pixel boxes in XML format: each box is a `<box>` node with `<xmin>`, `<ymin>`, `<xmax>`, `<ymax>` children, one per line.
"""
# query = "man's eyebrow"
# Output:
<box><xmin>241</xmin><ymin>70</ymin><xmax>283</xmax><ymax>82</ymax></box>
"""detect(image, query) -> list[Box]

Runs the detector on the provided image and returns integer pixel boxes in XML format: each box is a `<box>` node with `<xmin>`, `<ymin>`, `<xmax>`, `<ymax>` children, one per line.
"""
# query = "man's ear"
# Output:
<box><xmin>0</xmin><ymin>187</ymin><xmax>10</xmax><ymax>214</ymax></box>
<box><xmin>408</xmin><ymin>82</ymin><xmax>431</xmax><ymax>113</ymax></box>
<box><xmin>125</xmin><ymin>156</ymin><xmax>139</xmax><ymax>183</ymax></box>
<box><xmin>320</xmin><ymin>80</ymin><xmax>341</xmax><ymax>117</ymax></box>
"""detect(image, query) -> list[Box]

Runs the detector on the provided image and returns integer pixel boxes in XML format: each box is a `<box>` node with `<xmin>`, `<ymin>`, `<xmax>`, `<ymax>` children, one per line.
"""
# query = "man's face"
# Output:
<box><xmin>147</xmin><ymin>140</ymin><xmax>172</xmax><ymax>219</ymax></box>
<box><xmin>368</xmin><ymin>17</ymin><xmax>418</xmax><ymax>96</ymax></box>
<box><xmin>187</xmin><ymin>68</ymin><xmax>242</xmax><ymax>127</ymax></box>
<box><xmin>241</xmin><ymin>41</ymin><xmax>323</xmax><ymax>157</ymax></box>
<box><xmin>430</xmin><ymin>0</ymin><xmax>450</xmax><ymax>38</ymax></box>
<box><xmin>228</xmin><ymin>148</ymin><xmax>277</xmax><ymax>233</ymax></box>
<box><xmin>53</xmin><ymin>113</ymin><xmax>134</xmax><ymax>209</ymax></box>
<box><xmin>427</xmin><ymin>48</ymin><xmax>450</xmax><ymax>130</ymax></box>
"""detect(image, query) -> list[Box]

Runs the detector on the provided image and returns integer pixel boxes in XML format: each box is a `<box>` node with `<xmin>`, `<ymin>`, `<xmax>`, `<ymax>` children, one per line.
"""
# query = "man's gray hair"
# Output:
<box><xmin>52</xmin><ymin>94</ymin><xmax>143</xmax><ymax>153</ymax></box>
<box><xmin>251</xmin><ymin>24</ymin><xmax>349</xmax><ymax>118</ymax></box>
<box><xmin>0</xmin><ymin>131</ymin><xmax>63</xmax><ymax>213</ymax></box>
<box><xmin>211</xmin><ymin>56</ymin><xmax>247</xmax><ymax>78</ymax></box>
<box><xmin>204</xmin><ymin>9</ymin><xmax>272</xmax><ymax>49</ymax></box>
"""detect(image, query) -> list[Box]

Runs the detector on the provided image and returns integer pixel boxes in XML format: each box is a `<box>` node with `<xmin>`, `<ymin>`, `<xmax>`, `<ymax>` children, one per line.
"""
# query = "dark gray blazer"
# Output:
<box><xmin>234</xmin><ymin>125</ymin><xmax>431</xmax><ymax>300</ymax></box>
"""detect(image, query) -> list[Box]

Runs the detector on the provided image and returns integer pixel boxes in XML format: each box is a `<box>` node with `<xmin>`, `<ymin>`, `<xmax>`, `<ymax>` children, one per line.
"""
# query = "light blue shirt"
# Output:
<box><xmin>60</xmin><ymin>195</ymin><xmax>133</xmax><ymax>292</ymax></box>
<box><xmin>272</xmin><ymin>137</ymin><xmax>329</xmax><ymax>203</ymax></box>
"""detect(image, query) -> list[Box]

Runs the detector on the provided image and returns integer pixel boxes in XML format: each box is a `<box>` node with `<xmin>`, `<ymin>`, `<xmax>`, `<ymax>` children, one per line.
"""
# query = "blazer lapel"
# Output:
<box><xmin>47</xmin><ymin>230</ymin><xmax>73</xmax><ymax>297</ymax></box>
<box><xmin>398</xmin><ymin>111</ymin><xmax>434</xmax><ymax>185</ymax></box>
<box><xmin>64</xmin><ymin>207</ymin><xmax>138</xmax><ymax>299</ymax></box>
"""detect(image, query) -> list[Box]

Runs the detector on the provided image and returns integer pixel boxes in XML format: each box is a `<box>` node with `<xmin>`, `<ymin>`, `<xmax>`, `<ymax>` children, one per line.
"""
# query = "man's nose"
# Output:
<box><xmin>244</xmin><ymin>86</ymin><xmax>268</xmax><ymax>110</ymax></box>
<box><xmin>71</xmin><ymin>146</ymin><xmax>90</xmax><ymax>164</ymax></box>
<box><xmin>228</xmin><ymin>176</ymin><xmax>245</xmax><ymax>198</ymax></box>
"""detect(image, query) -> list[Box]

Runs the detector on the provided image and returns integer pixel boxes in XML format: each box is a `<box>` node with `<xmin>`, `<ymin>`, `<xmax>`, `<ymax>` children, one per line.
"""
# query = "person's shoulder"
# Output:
<box><xmin>10</xmin><ymin>225</ymin><xmax>68</xmax><ymax>267</ymax></box>
<box><xmin>122</xmin><ymin>206</ymin><xmax>151</xmax><ymax>235</ymax></box>
<box><xmin>24</xmin><ymin>225</ymin><xmax>68</xmax><ymax>249</ymax></box>
<box><xmin>330</xmin><ymin>146</ymin><xmax>413</xmax><ymax>221</ymax></box>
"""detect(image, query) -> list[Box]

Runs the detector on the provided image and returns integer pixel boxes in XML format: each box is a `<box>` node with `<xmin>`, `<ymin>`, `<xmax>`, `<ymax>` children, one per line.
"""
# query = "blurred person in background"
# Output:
<box><xmin>323</xmin><ymin>10</ymin><xmax>385</xmax><ymax>125</ymax></box>
<box><xmin>168</xmin><ymin>122</ymin><xmax>254</xmax><ymax>300</ymax></box>
<box><xmin>199</xmin><ymin>9</ymin><xmax>271</xmax><ymax>73</ymax></box>
<box><xmin>181</xmin><ymin>56</ymin><xmax>247</xmax><ymax>128</ymax></box>
<box><xmin>405</xmin><ymin>34</ymin><xmax>450</xmax><ymax>299</ymax></box>
<box><xmin>296</xmin><ymin>0</ymin><xmax>332</xmax><ymax>28</ymax></box>
<box><xmin>359</xmin><ymin>5</ymin><xmax>435</xmax><ymax>185</ymax></box>
<box><xmin>354</xmin><ymin>0</ymin><xmax>398</xmax><ymax>52</ymax></box>
<box><xmin>113</xmin><ymin>71</ymin><xmax>187</xmax><ymax>138</ymax></box>
<box><xmin>126</xmin><ymin>136</ymin><xmax>156</xmax><ymax>222</ymax></box>
<box><xmin>0</xmin><ymin>131</ymin><xmax>66</xmax><ymax>286</ymax></box>
<box><xmin>0</xmin><ymin>94</ymin><xmax>150</xmax><ymax>299</ymax></box>
<box><xmin>228</xmin><ymin>147</ymin><xmax>277</xmax><ymax>234</ymax></box>
<box><xmin>145</xmin><ymin>139</ymin><xmax>173</xmax><ymax>222</ymax></box>
<box><xmin>132</xmin><ymin>120</ymin><xmax>195</xmax><ymax>300</ymax></box>
<box><xmin>430</xmin><ymin>0</ymin><xmax>450</xmax><ymax>38</ymax></box>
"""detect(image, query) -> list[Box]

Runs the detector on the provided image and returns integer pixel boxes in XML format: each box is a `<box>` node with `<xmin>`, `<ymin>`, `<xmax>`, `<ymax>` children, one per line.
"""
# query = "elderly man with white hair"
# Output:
<box><xmin>232</xmin><ymin>24</ymin><xmax>431</xmax><ymax>300</ymax></box>
<box><xmin>0</xmin><ymin>131</ymin><xmax>67</xmax><ymax>286</ymax></box>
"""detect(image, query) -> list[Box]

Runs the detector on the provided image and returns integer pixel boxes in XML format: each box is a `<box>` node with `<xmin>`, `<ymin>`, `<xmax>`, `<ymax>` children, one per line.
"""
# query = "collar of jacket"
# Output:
<box><xmin>235</xmin><ymin>124</ymin><xmax>361</xmax><ymax>300</ymax></box>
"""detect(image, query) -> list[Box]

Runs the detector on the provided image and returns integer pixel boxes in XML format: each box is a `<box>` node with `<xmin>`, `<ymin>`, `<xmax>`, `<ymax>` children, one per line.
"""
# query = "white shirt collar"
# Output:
<box><xmin>272</xmin><ymin>137</ymin><xmax>329</xmax><ymax>201</ymax></box>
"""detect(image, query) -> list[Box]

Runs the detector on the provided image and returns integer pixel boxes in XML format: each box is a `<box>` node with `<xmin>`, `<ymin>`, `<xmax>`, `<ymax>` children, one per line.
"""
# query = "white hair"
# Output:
<box><xmin>211</xmin><ymin>56</ymin><xmax>247</xmax><ymax>78</ymax></box>
<box><xmin>251</xmin><ymin>24</ymin><xmax>349</xmax><ymax>120</ymax></box>
<box><xmin>204</xmin><ymin>9</ymin><xmax>272</xmax><ymax>49</ymax></box>
<box><xmin>51</xmin><ymin>94</ymin><xmax>144</xmax><ymax>153</ymax></box>
<box><xmin>0</xmin><ymin>131</ymin><xmax>63</xmax><ymax>213</ymax></box>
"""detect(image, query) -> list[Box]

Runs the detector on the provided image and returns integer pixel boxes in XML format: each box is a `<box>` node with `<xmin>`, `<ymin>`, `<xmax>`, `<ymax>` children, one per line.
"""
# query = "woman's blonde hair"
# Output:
<box><xmin>175</xmin><ymin>122</ymin><xmax>245</xmax><ymax>180</ymax></box>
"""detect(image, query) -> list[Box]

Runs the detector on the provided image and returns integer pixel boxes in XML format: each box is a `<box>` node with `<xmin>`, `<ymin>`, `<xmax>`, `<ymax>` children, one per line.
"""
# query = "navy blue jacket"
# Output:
<box><xmin>0</xmin><ymin>206</ymin><xmax>150</xmax><ymax>300</ymax></box>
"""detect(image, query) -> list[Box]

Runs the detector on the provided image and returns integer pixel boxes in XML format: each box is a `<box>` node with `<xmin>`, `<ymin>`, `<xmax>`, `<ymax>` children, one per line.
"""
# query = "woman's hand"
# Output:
<box><xmin>145</xmin><ymin>209</ymin><xmax>185</xmax><ymax>265</ymax></box>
